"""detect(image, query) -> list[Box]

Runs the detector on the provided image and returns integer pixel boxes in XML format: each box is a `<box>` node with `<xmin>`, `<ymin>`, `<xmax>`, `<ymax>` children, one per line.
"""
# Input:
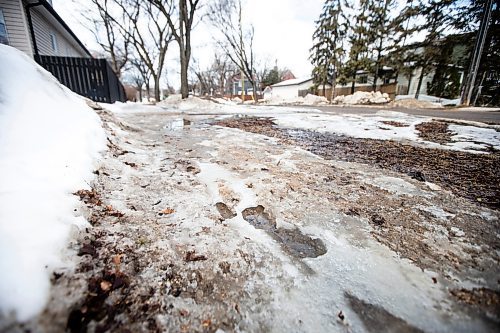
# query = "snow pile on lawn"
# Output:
<box><xmin>397</xmin><ymin>94</ymin><xmax>460</xmax><ymax>106</ymax></box>
<box><xmin>333</xmin><ymin>91</ymin><xmax>390</xmax><ymax>105</ymax></box>
<box><xmin>393</xmin><ymin>95</ymin><xmax>460</xmax><ymax>108</ymax></box>
<box><xmin>264</xmin><ymin>93</ymin><xmax>329</xmax><ymax>106</ymax></box>
<box><xmin>101</xmin><ymin>101</ymin><xmax>166</xmax><ymax>113</ymax></box>
<box><xmin>0</xmin><ymin>45</ymin><xmax>105</xmax><ymax>321</ymax></box>
<box><xmin>159</xmin><ymin>94</ymin><xmax>221</xmax><ymax>111</ymax></box>
<box><xmin>392</xmin><ymin>97</ymin><xmax>443</xmax><ymax>109</ymax></box>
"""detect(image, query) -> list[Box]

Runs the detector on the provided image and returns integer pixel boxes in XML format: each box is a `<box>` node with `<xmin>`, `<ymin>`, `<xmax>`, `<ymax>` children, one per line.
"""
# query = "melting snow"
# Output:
<box><xmin>0</xmin><ymin>45</ymin><xmax>105</xmax><ymax>321</ymax></box>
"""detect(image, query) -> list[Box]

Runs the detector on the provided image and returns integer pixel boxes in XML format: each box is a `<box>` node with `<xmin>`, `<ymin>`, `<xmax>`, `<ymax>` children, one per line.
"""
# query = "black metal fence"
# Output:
<box><xmin>34</xmin><ymin>55</ymin><xmax>126</xmax><ymax>103</ymax></box>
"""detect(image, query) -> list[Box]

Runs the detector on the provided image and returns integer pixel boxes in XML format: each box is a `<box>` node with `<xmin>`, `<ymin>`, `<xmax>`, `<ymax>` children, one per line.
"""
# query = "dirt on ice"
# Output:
<box><xmin>7</xmin><ymin>107</ymin><xmax>500</xmax><ymax>333</ymax></box>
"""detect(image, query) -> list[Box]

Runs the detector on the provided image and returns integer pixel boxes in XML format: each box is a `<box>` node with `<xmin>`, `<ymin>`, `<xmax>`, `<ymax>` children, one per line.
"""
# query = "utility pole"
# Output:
<box><xmin>460</xmin><ymin>0</ymin><xmax>494</xmax><ymax>106</ymax></box>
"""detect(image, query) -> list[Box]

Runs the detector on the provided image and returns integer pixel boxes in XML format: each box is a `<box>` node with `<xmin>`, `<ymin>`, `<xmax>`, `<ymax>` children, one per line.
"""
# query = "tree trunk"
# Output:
<box><xmin>415</xmin><ymin>66</ymin><xmax>425</xmax><ymax>99</ymax></box>
<box><xmin>180</xmin><ymin>50</ymin><xmax>189</xmax><ymax>98</ymax></box>
<box><xmin>330</xmin><ymin>70</ymin><xmax>337</xmax><ymax>103</ymax></box>
<box><xmin>154</xmin><ymin>75</ymin><xmax>161</xmax><ymax>102</ymax></box>
<box><xmin>407</xmin><ymin>73</ymin><xmax>413</xmax><ymax>95</ymax></box>
<box><xmin>351</xmin><ymin>74</ymin><xmax>356</xmax><ymax>95</ymax></box>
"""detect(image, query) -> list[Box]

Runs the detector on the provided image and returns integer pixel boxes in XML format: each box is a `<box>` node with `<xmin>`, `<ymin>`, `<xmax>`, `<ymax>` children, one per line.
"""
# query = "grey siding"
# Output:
<box><xmin>30</xmin><ymin>7</ymin><xmax>86</xmax><ymax>57</ymax></box>
<box><xmin>0</xmin><ymin>0</ymin><xmax>32</xmax><ymax>56</ymax></box>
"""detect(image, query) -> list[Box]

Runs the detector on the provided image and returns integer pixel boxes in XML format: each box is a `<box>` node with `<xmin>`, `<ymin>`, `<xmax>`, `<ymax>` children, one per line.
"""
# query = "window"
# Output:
<box><xmin>0</xmin><ymin>9</ymin><xmax>9</xmax><ymax>45</ymax></box>
<box><xmin>49</xmin><ymin>32</ymin><xmax>58</xmax><ymax>53</ymax></box>
<box><xmin>356</xmin><ymin>75</ymin><xmax>368</xmax><ymax>84</ymax></box>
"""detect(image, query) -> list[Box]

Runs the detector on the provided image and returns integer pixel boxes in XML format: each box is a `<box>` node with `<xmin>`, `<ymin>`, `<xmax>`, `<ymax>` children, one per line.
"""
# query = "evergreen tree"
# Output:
<box><xmin>388</xmin><ymin>0</ymin><xmax>421</xmax><ymax>95</ymax></box>
<box><xmin>344</xmin><ymin>0</ymin><xmax>371</xmax><ymax>94</ymax></box>
<box><xmin>310</xmin><ymin>0</ymin><xmax>348</xmax><ymax>99</ymax></box>
<box><xmin>413</xmin><ymin>0</ymin><xmax>459</xmax><ymax>98</ymax></box>
<box><xmin>366</xmin><ymin>0</ymin><xmax>397</xmax><ymax>90</ymax></box>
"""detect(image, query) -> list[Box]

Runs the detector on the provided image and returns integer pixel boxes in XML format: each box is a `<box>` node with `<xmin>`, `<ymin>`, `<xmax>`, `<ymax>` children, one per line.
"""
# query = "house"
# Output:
<box><xmin>0</xmin><ymin>0</ymin><xmax>126</xmax><ymax>103</ymax></box>
<box><xmin>271</xmin><ymin>78</ymin><xmax>319</xmax><ymax>100</ymax></box>
<box><xmin>227</xmin><ymin>72</ymin><xmax>261</xmax><ymax>98</ymax></box>
<box><xmin>0</xmin><ymin>0</ymin><xmax>91</xmax><ymax>58</ymax></box>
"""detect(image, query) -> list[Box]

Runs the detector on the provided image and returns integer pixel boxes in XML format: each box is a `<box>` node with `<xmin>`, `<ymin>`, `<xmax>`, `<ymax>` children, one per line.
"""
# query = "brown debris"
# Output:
<box><xmin>415</xmin><ymin>121</ymin><xmax>453</xmax><ymax>144</ymax></box>
<box><xmin>74</xmin><ymin>189</ymin><xmax>102</xmax><ymax>206</ymax></box>
<box><xmin>450</xmin><ymin>288</ymin><xmax>500</xmax><ymax>315</ymax></box>
<box><xmin>381</xmin><ymin>121</ymin><xmax>409</xmax><ymax>127</ymax></box>
<box><xmin>185</xmin><ymin>250</ymin><xmax>208</xmax><ymax>262</ymax></box>
<box><xmin>215</xmin><ymin>202</ymin><xmax>237</xmax><ymax>220</ymax></box>
<box><xmin>214</xmin><ymin>117</ymin><xmax>500</xmax><ymax>210</ymax></box>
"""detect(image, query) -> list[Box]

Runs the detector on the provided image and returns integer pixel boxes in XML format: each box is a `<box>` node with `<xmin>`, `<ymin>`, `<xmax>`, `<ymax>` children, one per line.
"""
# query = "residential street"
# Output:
<box><xmin>17</xmin><ymin>101</ymin><xmax>499</xmax><ymax>333</ymax></box>
<box><xmin>301</xmin><ymin>105</ymin><xmax>500</xmax><ymax>124</ymax></box>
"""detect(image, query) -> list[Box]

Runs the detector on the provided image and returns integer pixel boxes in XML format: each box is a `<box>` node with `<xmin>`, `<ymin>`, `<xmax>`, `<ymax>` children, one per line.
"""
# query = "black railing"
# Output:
<box><xmin>34</xmin><ymin>55</ymin><xmax>126</xmax><ymax>103</ymax></box>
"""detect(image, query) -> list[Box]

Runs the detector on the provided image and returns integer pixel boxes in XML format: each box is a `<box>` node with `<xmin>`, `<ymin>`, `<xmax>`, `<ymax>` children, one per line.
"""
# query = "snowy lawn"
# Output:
<box><xmin>0</xmin><ymin>45</ymin><xmax>105</xmax><ymax>321</ymax></box>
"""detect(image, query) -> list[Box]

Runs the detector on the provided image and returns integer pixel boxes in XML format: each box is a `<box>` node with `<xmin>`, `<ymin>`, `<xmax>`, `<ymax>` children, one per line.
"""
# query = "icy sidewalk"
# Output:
<box><xmin>15</xmin><ymin>104</ymin><xmax>496</xmax><ymax>332</ymax></box>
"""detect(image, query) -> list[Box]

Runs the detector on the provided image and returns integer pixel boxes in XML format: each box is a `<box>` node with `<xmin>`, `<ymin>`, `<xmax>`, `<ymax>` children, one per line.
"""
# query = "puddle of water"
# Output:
<box><xmin>242</xmin><ymin>205</ymin><xmax>327</xmax><ymax>258</ymax></box>
<box><xmin>346</xmin><ymin>293</ymin><xmax>425</xmax><ymax>333</ymax></box>
<box><xmin>164</xmin><ymin>118</ymin><xmax>191</xmax><ymax>131</ymax></box>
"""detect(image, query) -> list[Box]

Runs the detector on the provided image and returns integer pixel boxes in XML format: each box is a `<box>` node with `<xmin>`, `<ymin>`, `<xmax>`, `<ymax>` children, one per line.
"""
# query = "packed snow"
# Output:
<box><xmin>0</xmin><ymin>45</ymin><xmax>105</xmax><ymax>321</ymax></box>
<box><xmin>263</xmin><ymin>93</ymin><xmax>329</xmax><ymax>106</ymax></box>
<box><xmin>333</xmin><ymin>91</ymin><xmax>391</xmax><ymax>105</ymax></box>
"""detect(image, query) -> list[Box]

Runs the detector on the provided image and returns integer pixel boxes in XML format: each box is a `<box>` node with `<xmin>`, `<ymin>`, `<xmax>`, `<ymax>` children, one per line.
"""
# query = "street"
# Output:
<box><xmin>300</xmin><ymin>105</ymin><xmax>500</xmax><ymax>124</ymax></box>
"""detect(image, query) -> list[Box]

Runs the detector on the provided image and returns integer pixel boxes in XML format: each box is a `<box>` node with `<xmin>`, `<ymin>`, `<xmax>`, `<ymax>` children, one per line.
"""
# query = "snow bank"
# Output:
<box><xmin>158</xmin><ymin>94</ymin><xmax>221</xmax><ymax>111</ymax></box>
<box><xmin>101</xmin><ymin>101</ymin><xmax>165</xmax><ymax>113</ymax></box>
<box><xmin>394</xmin><ymin>95</ymin><xmax>460</xmax><ymax>108</ymax></box>
<box><xmin>0</xmin><ymin>45</ymin><xmax>105</xmax><ymax>321</ymax></box>
<box><xmin>264</xmin><ymin>94</ymin><xmax>328</xmax><ymax>106</ymax></box>
<box><xmin>392</xmin><ymin>98</ymin><xmax>442</xmax><ymax>109</ymax></box>
<box><xmin>333</xmin><ymin>91</ymin><xmax>390</xmax><ymax>105</ymax></box>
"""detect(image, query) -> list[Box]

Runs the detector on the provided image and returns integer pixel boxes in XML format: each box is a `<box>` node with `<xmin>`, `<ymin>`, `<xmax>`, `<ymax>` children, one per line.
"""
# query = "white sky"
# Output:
<box><xmin>53</xmin><ymin>0</ymin><xmax>324</xmax><ymax>88</ymax></box>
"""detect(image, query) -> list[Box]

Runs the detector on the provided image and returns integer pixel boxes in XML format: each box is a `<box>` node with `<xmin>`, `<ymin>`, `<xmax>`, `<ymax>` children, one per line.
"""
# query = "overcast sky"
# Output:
<box><xmin>53</xmin><ymin>0</ymin><xmax>324</xmax><ymax>88</ymax></box>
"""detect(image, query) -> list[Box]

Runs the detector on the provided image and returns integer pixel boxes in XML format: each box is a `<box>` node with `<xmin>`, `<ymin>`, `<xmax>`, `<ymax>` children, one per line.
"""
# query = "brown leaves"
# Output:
<box><xmin>112</xmin><ymin>254</ymin><xmax>122</xmax><ymax>274</ymax></box>
<box><xmin>415</xmin><ymin>121</ymin><xmax>453</xmax><ymax>144</ymax></box>
<box><xmin>160</xmin><ymin>208</ymin><xmax>175</xmax><ymax>215</ymax></box>
<box><xmin>381</xmin><ymin>120</ymin><xmax>409</xmax><ymax>128</ymax></box>
<box><xmin>105</xmin><ymin>205</ymin><xmax>124</xmax><ymax>218</ymax></box>
<box><xmin>74</xmin><ymin>189</ymin><xmax>101</xmax><ymax>206</ymax></box>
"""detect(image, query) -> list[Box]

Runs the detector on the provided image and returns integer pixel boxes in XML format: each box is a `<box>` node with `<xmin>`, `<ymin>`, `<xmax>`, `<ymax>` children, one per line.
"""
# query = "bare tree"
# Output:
<box><xmin>102</xmin><ymin>0</ymin><xmax>174</xmax><ymax>102</ymax></box>
<box><xmin>208</xmin><ymin>0</ymin><xmax>258</xmax><ymax>102</ymax></box>
<box><xmin>130</xmin><ymin>57</ymin><xmax>152</xmax><ymax>101</ymax></box>
<box><xmin>212</xmin><ymin>53</ymin><xmax>236</xmax><ymax>96</ymax></box>
<box><xmin>80</xmin><ymin>0</ymin><xmax>130</xmax><ymax>78</ymax></box>
<box><xmin>151</xmin><ymin>0</ymin><xmax>201</xmax><ymax>99</ymax></box>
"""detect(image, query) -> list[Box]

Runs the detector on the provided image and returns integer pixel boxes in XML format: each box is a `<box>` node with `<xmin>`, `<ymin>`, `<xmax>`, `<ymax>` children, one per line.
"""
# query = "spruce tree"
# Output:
<box><xmin>310</xmin><ymin>0</ymin><xmax>348</xmax><ymax>100</ymax></box>
<box><xmin>366</xmin><ymin>0</ymin><xmax>397</xmax><ymax>90</ymax></box>
<box><xmin>344</xmin><ymin>0</ymin><xmax>371</xmax><ymax>94</ymax></box>
<box><xmin>413</xmin><ymin>0</ymin><xmax>459</xmax><ymax>98</ymax></box>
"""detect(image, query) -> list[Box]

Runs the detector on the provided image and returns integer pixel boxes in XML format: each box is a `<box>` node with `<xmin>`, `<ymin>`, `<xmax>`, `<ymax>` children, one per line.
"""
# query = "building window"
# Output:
<box><xmin>49</xmin><ymin>32</ymin><xmax>58</xmax><ymax>53</ymax></box>
<box><xmin>0</xmin><ymin>9</ymin><xmax>9</xmax><ymax>45</ymax></box>
<box><xmin>356</xmin><ymin>74</ymin><xmax>368</xmax><ymax>84</ymax></box>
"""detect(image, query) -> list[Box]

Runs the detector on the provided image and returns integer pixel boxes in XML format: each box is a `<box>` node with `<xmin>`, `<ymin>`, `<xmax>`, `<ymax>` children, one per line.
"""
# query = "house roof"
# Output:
<box><xmin>26</xmin><ymin>0</ymin><xmax>92</xmax><ymax>57</ymax></box>
<box><xmin>272</xmin><ymin>77</ymin><xmax>312</xmax><ymax>88</ymax></box>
